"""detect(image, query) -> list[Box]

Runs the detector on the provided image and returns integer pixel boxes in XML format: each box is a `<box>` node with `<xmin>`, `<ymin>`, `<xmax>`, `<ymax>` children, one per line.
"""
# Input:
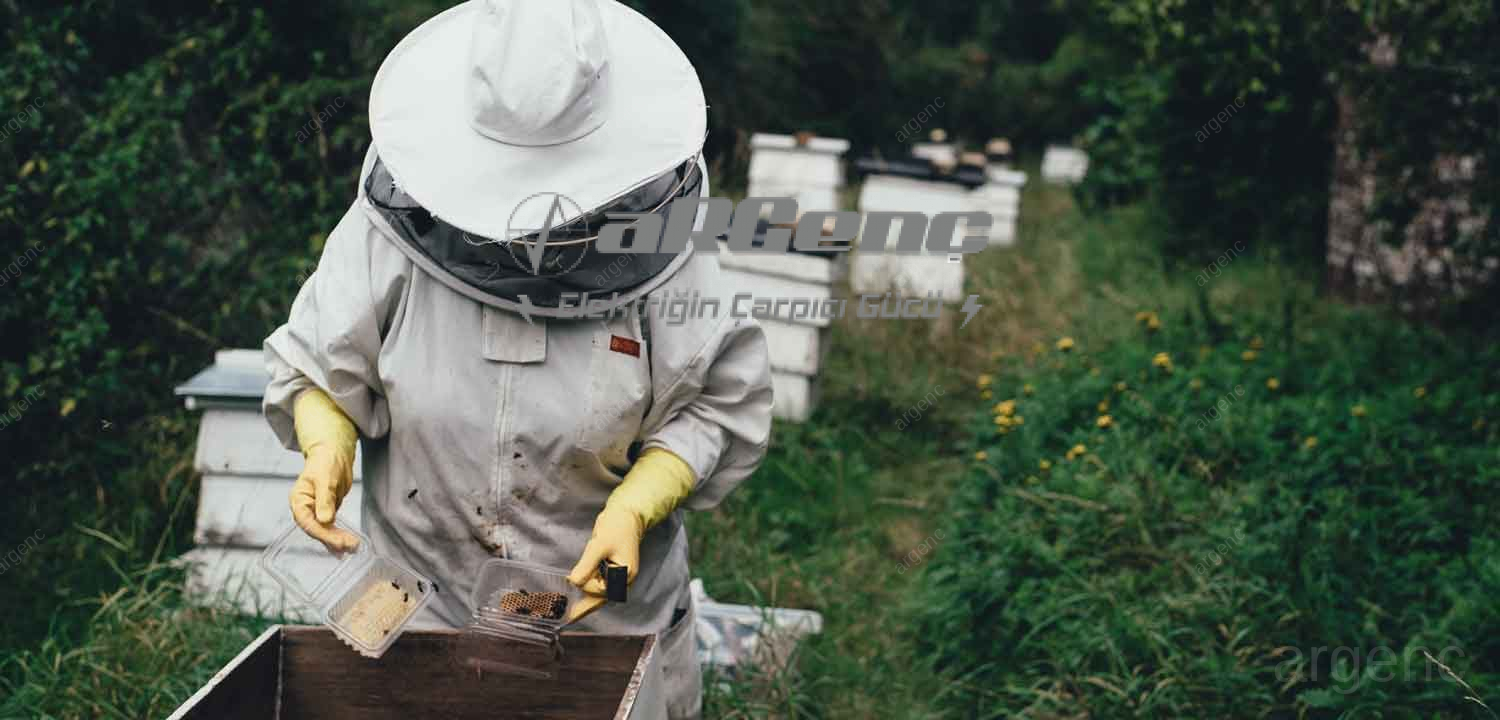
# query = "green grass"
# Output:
<box><xmin>4</xmin><ymin>180</ymin><xmax>1496</xmax><ymax>719</ymax></box>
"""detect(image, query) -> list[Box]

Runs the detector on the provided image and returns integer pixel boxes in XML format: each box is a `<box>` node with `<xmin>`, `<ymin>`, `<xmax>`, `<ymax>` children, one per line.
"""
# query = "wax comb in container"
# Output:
<box><xmin>259</xmin><ymin>521</ymin><xmax>435</xmax><ymax>659</ymax></box>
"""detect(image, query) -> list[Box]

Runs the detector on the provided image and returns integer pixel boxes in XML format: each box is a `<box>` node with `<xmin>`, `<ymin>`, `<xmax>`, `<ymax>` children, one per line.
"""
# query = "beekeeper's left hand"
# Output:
<box><xmin>566</xmin><ymin>448</ymin><xmax>695</xmax><ymax>623</ymax></box>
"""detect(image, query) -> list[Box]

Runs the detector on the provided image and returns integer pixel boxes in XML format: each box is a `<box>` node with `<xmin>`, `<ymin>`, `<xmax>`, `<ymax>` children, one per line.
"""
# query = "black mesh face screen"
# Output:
<box><xmin>364</xmin><ymin>155</ymin><xmax>698</xmax><ymax>308</ymax></box>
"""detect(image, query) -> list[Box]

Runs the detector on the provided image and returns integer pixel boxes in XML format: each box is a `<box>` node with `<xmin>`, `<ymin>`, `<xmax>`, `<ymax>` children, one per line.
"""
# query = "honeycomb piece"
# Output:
<box><xmin>498</xmin><ymin>589</ymin><xmax>567</xmax><ymax>620</ymax></box>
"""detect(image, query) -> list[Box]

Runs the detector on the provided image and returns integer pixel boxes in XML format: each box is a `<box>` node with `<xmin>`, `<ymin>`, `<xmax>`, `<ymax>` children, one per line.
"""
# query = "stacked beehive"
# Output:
<box><xmin>733</xmin><ymin>132</ymin><xmax>848</xmax><ymax>422</ymax></box>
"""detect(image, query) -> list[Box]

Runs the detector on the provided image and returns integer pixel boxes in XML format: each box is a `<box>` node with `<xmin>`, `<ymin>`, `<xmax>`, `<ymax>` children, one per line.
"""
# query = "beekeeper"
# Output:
<box><xmin>260</xmin><ymin>1</ymin><xmax>772</xmax><ymax>717</ymax></box>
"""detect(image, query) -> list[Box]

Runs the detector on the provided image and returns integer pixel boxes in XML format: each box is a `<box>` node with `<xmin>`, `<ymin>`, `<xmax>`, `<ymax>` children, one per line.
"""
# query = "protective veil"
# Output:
<box><xmin>263</xmin><ymin>145</ymin><xmax>773</xmax><ymax>717</ymax></box>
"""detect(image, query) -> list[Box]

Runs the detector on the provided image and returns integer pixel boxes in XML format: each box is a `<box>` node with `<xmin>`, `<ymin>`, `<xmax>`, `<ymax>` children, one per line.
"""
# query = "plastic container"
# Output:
<box><xmin>455</xmin><ymin>558</ymin><xmax>587</xmax><ymax>679</ymax></box>
<box><xmin>258</xmin><ymin>521</ymin><xmax>435</xmax><ymax>659</ymax></box>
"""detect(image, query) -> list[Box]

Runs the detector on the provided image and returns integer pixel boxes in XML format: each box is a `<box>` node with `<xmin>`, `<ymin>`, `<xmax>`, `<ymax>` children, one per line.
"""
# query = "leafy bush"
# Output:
<box><xmin>1075</xmin><ymin>0</ymin><xmax>1498</xmax><ymax>274</ymax></box>
<box><xmin>915</xmin><ymin>307</ymin><xmax>1500</xmax><ymax>717</ymax></box>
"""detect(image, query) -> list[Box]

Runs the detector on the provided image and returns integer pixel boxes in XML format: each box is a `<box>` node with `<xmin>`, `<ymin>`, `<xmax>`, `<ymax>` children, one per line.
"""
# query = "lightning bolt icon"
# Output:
<box><xmin>959</xmin><ymin>294</ymin><xmax>983</xmax><ymax>329</ymax></box>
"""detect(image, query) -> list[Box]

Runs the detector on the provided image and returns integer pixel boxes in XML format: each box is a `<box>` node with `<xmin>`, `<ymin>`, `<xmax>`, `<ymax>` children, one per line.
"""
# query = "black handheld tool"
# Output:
<box><xmin>599</xmin><ymin>560</ymin><xmax>628</xmax><ymax>603</ymax></box>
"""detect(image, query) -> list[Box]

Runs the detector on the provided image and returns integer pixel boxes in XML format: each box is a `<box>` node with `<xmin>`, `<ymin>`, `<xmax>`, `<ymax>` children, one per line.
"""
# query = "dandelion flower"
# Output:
<box><xmin>1096</xmin><ymin>414</ymin><xmax>1114</xmax><ymax>429</ymax></box>
<box><xmin>1134</xmin><ymin>311</ymin><xmax>1151</xmax><ymax>323</ymax></box>
<box><xmin>980</xmin><ymin>389</ymin><xmax>993</xmax><ymax>400</ymax></box>
<box><xmin>1022</xmin><ymin>383</ymin><xmax>1035</xmax><ymax>396</ymax></box>
<box><xmin>1066</xmin><ymin>444</ymin><xmax>1087</xmax><ymax>460</ymax></box>
<box><xmin>1350</xmin><ymin>404</ymin><xmax>1366</xmax><ymax>418</ymax></box>
<box><xmin>1114</xmin><ymin>381</ymin><xmax>1127</xmax><ymax>392</ymax></box>
<box><xmin>1097</xmin><ymin>400</ymin><xmax>1110</xmax><ymax>413</ymax></box>
<box><xmin>993</xmin><ymin>415</ymin><xmax>1012</xmax><ymax>427</ymax></box>
<box><xmin>974</xmin><ymin>451</ymin><xmax>988</xmax><ymax>461</ymax></box>
<box><xmin>1146</xmin><ymin>314</ymin><xmax>1161</xmax><ymax>332</ymax></box>
<box><xmin>1056</xmin><ymin>337</ymin><xmax>1075</xmax><ymax>352</ymax></box>
<box><xmin>1303</xmin><ymin>436</ymin><xmax>1319</xmax><ymax>449</ymax></box>
<box><xmin>993</xmin><ymin>399</ymin><xmax>1016</xmax><ymax>416</ymax></box>
<box><xmin>1413</xmin><ymin>386</ymin><xmax>1427</xmax><ymax>399</ymax></box>
<box><xmin>1266</xmin><ymin>377</ymin><xmax>1280</xmax><ymax>391</ymax></box>
<box><xmin>1241</xmin><ymin>350</ymin><xmax>1258</xmax><ymax>362</ymax></box>
<box><xmin>977</xmin><ymin>374</ymin><xmax>993</xmax><ymax>389</ymax></box>
<box><xmin>1189</xmin><ymin>378</ymin><xmax>1205</xmax><ymax>391</ymax></box>
<box><xmin>1152</xmin><ymin>352</ymin><xmax>1173</xmax><ymax>373</ymax></box>
<box><xmin>1039</xmin><ymin>459</ymin><xmax>1052</xmax><ymax>471</ymax></box>
<box><xmin>1250</xmin><ymin>336</ymin><xmax>1264</xmax><ymax>350</ymax></box>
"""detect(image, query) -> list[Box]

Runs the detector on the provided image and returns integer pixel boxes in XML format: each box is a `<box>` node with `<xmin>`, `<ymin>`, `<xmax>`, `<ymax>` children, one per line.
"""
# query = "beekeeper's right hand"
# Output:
<box><xmin>290</xmin><ymin>388</ymin><xmax>361</xmax><ymax>553</ymax></box>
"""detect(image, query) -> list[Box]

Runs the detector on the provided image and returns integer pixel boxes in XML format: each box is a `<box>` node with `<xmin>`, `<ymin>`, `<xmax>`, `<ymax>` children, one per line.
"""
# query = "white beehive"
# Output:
<box><xmin>716</xmin><ymin>244</ymin><xmax>834</xmax><ymax>423</ymax></box>
<box><xmin>969</xmin><ymin>166</ymin><xmax>1027</xmax><ymax>247</ymax></box>
<box><xmin>746</xmin><ymin>133</ymin><xmax>849</xmax><ymax>213</ymax></box>
<box><xmin>851</xmin><ymin>174</ymin><xmax>979</xmax><ymax>302</ymax></box>
<box><xmin>1041</xmin><ymin>145</ymin><xmax>1089</xmax><ymax>184</ymax></box>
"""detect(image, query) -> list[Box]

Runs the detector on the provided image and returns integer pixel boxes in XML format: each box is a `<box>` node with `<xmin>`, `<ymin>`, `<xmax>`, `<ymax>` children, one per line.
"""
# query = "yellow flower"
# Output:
<box><xmin>1134</xmin><ymin>311</ymin><xmax>1151</xmax><ymax>323</ymax></box>
<box><xmin>1096</xmin><ymin>414</ymin><xmax>1114</xmax><ymax>429</ymax></box>
<box><xmin>1350</xmin><ymin>404</ymin><xmax>1367</xmax><ymax>418</ymax></box>
<box><xmin>1413</xmin><ymin>386</ymin><xmax>1427</xmax><ymax>399</ymax></box>
<box><xmin>1241</xmin><ymin>350</ymin><xmax>1258</xmax><ymax>362</ymax></box>
<box><xmin>993</xmin><ymin>399</ymin><xmax>1016</xmax><ymax>416</ymax></box>
<box><xmin>993</xmin><ymin>415</ymin><xmax>1012</xmax><ymax>427</ymax></box>
<box><xmin>1249</xmin><ymin>336</ymin><xmax>1264</xmax><ymax>350</ymax></box>
<box><xmin>1056</xmin><ymin>337</ymin><xmax>1075</xmax><ymax>352</ymax></box>
<box><xmin>1065</xmin><ymin>444</ymin><xmax>1087</xmax><ymax>460</ymax></box>
<box><xmin>981</xmin><ymin>389</ymin><xmax>993</xmax><ymax>400</ymax></box>
<box><xmin>1303</xmin><ymin>436</ymin><xmax>1319</xmax><ymax>449</ymax></box>
<box><xmin>1266</xmin><ymin>377</ymin><xmax>1280</xmax><ymax>391</ymax></box>
<box><xmin>977</xmin><ymin>374</ymin><xmax>993</xmax><ymax>389</ymax></box>
<box><xmin>973</xmin><ymin>451</ymin><xmax>988</xmax><ymax>461</ymax></box>
<box><xmin>1114</xmin><ymin>381</ymin><xmax>1127</xmax><ymax>392</ymax></box>
<box><xmin>1152</xmin><ymin>352</ymin><xmax>1173</xmax><ymax>373</ymax></box>
<box><xmin>1039</xmin><ymin>459</ymin><xmax>1052</xmax><ymax>471</ymax></box>
<box><xmin>1022</xmin><ymin>383</ymin><xmax>1035</xmax><ymax>396</ymax></box>
<box><xmin>1146</xmin><ymin>314</ymin><xmax>1161</xmax><ymax>332</ymax></box>
<box><xmin>1189</xmin><ymin>378</ymin><xmax>1204</xmax><ymax>391</ymax></box>
<box><xmin>1097</xmin><ymin>400</ymin><xmax>1110</xmax><ymax>413</ymax></box>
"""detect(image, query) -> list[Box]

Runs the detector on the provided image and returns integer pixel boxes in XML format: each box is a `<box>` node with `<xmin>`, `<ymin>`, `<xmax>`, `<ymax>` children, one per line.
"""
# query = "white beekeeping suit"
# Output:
<box><xmin>261</xmin><ymin>2</ymin><xmax>773</xmax><ymax>717</ymax></box>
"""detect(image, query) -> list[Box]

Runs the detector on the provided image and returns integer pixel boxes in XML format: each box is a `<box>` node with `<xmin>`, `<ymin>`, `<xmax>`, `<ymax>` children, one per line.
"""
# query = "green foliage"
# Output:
<box><xmin>914</xmin><ymin>303</ymin><xmax>1500</xmax><ymax>716</ymax></box>
<box><xmin>1076</xmin><ymin>0</ymin><xmax>1499</xmax><ymax>269</ymax></box>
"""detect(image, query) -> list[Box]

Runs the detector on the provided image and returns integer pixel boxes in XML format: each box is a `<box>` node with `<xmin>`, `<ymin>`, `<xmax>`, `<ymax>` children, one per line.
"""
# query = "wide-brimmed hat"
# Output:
<box><xmin>369</xmin><ymin>0</ymin><xmax>707</xmax><ymax>239</ymax></box>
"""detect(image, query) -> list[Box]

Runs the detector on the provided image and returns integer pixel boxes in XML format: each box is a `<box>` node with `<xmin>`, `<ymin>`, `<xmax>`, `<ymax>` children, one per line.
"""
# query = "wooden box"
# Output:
<box><xmin>166</xmin><ymin>626</ymin><xmax>666</xmax><ymax>720</ymax></box>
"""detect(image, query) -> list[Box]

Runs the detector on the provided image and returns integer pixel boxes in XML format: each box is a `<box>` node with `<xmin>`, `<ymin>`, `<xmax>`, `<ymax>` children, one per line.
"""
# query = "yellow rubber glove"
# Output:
<box><xmin>289</xmin><ymin>388</ymin><xmax>361</xmax><ymax>553</ymax></box>
<box><xmin>565</xmin><ymin>448</ymin><xmax>695</xmax><ymax>623</ymax></box>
